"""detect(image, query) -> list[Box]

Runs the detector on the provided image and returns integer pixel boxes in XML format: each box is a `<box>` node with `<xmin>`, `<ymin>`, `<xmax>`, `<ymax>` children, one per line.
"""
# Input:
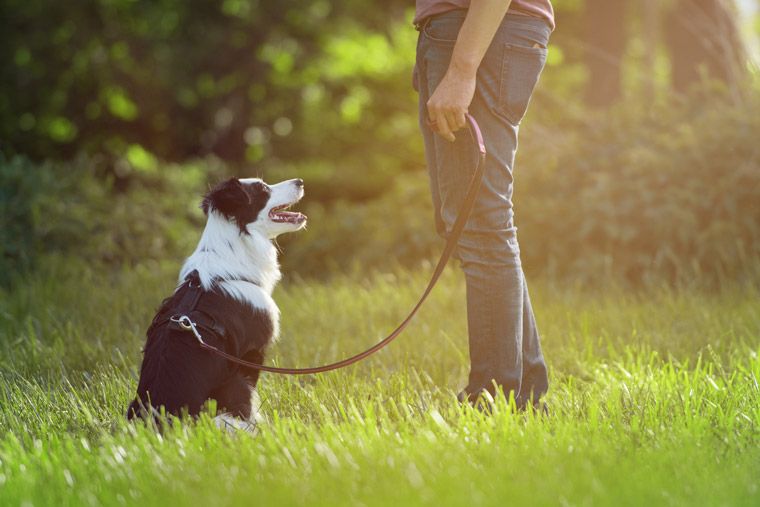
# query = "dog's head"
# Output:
<box><xmin>202</xmin><ymin>177</ymin><xmax>306</xmax><ymax>238</ymax></box>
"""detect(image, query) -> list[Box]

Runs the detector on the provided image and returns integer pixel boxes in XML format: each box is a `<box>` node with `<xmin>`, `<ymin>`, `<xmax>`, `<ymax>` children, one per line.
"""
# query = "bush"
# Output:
<box><xmin>517</xmin><ymin>93</ymin><xmax>760</xmax><ymax>285</ymax></box>
<box><xmin>4</xmin><ymin>93</ymin><xmax>759</xmax><ymax>287</ymax></box>
<box><xmin>278</xmin><ymin>175</ymin><xmax>440</xmax><ymax>276</ymax></box>
<box><xmin>282</xmin><ymin>93</ymin><xmax>760</xmax><ymax>286</ymax></box>
<box><xmin>0</xmin><ymin>155</ymin><xmax>212</xmax><ymax>286</ymax></box>
<box><xmin>0</xmin><ymin>156</ymin><xmax>92</xmax><ymax>284</ymax></box>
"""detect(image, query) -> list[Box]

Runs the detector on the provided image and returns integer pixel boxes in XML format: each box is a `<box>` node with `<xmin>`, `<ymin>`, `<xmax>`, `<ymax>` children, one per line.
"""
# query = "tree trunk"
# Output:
<box><xmin>641</xmin><ymin>0</ymin><xmax>661</xmax><ymax>101</ymax></box>
<box><xmin>665</xmin><ymin>0</ymin><xmax>747</xmax><ymax>94</ymax></box>
<box><xmin>583</xmin><ymin>0</ymin><xmax>628</xmax><ymax>107</ymax></box>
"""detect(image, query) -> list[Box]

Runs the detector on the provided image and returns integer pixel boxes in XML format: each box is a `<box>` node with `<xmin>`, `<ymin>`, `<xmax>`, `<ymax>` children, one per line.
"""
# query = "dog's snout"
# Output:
<box><xmin>293</xmin><ymin>178</ymin><xmax>304</xmax><ymax>188</ymax></box>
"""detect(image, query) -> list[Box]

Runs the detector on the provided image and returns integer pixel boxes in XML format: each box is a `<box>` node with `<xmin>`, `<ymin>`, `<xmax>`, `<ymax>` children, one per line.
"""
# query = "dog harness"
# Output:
<box><xmin>146</xmin><ymin>270</ymin><xmax>267</xmax><ymax>358</ymax></box>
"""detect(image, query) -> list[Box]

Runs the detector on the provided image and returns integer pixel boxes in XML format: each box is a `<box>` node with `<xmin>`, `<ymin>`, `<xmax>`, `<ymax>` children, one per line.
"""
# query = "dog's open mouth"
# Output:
<box><xmin>269</xmin><ymin>203</ymin><xmax>307</xmax><ymax>224</ymax></box>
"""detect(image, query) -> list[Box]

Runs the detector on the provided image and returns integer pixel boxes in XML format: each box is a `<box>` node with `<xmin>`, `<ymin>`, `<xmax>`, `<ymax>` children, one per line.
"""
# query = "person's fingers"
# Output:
<box><xmin>437</xmin><ymin>112</ymin><xmax>456</xmax><ymax>142</ymax></box>
<box><xmin>455</xmin><ymin>109</ymin><xmax>467</xmax><ymax>131</ymax></box>
<box><xmin>427</xmin><ymin>100</ymin><xmax>457</xmax><ymax>142</ymax></box>
<box><xmin>426</xmin><ymin>99</ymin><xmax>437</xmax><ymax>124</ymax></box>
<box><xmin>445</xmin><ymin>110</ymin><xmax>466</xmax><ymax>132</ymax></box>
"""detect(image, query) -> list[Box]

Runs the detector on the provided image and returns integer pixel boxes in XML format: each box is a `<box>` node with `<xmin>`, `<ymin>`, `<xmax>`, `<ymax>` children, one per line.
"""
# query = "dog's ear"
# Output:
<box><xmin>201</xmin><ymin>178</ymin><xmax>251</xmax><ymax>217</ymax></box>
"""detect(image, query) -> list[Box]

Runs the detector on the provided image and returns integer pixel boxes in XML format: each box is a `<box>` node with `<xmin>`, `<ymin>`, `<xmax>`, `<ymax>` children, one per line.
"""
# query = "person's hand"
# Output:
<box><xmin>426</xmin><ymin>66</ymin><xmax>476</xmax><ymax>142</ymax></box>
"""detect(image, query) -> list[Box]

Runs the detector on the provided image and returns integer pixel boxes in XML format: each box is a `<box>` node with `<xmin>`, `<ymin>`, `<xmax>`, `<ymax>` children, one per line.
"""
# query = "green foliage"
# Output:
<box><xmin>279</xmin><ymin>93</ymin><xmax>760</xmax><ymax>286</ymax></box>
<box><xmin>4</xmin><ymin>93</ymin><xmax>759</xmax><ymax>287</ymax></box>
<box><xmin>0</xmin><ymin>156</ymin><xmax>93</xmax><ymax>284</ymax></box>
<box><xmin>0</xmin><ymin>155</ymin><xmax>214</xmax><ymax>285</ymax></box>
<box><xmin>0</xmin><ymin>263</ymin><xmax>758</xmax><ymax>505</ymax></box>
<box><xmin>1</xmin><ymin>0</ymin><xmax>419</xmax><ymax>190</ymax></box>
<box><xmin>278</xmin><ymin>175</ymin><xmax>440</xmax><ymax>275</ymax></box>
<box><xmin>517</xmin><ymin>93</ymin><xmax>760</xmax><ymax>285</ymax></box>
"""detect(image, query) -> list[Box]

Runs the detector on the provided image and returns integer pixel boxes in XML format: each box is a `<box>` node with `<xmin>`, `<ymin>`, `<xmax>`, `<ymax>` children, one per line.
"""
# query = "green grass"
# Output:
<box><xmin>0</xmin><ymin>258</ymin><xmax>758</xmax><ymax>506</ymax></box>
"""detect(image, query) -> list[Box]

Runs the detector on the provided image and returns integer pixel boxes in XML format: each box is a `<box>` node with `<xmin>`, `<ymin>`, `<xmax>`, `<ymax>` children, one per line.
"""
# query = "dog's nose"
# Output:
<box><xmin>294</xmin><ymin>178</ymin><xmax>304</xmax><ymax>188</ymax></box>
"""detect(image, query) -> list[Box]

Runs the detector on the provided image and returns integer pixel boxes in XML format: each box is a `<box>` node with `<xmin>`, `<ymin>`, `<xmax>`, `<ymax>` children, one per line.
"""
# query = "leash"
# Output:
<box><xmin>172</xmin><ymin>114</ymin><xmax>487</xmax><ymax>375</ymax></box>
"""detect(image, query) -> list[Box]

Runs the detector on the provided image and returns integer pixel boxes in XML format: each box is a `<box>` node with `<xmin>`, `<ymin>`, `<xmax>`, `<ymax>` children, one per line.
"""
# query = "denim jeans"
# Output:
<box><xmin>415</xmin><ymin>10</ymin><xmax>550</xmax><ymax>407</ymax></box>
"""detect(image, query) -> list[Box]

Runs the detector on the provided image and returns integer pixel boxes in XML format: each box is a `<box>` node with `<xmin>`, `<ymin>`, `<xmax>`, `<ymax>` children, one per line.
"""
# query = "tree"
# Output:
<box><xmin>665</xmin><ymin>0</ymin><xmax>747</xmax><ymax>95</ymax></box>
<box><xmin>583</xmin><ymin>0</ymin><xmax>628</xmax><ymax>106</ymax></box>
<box><xmin>580</xmin><ymin>0</ymin><xmax>748</xmax><ymax>106</ymax></box>
<box><xmin>0</xmin><ymin>0</ymin><xmax>412</xmax><ymax>168</ymax></box>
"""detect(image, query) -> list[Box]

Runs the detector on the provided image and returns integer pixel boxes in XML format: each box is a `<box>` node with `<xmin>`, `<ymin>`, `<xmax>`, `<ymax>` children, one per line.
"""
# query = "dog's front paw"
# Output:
<box><xmin>213</xmin><ymin>413</ymin><xmax>258</xmax><ymax>434</ymax></box>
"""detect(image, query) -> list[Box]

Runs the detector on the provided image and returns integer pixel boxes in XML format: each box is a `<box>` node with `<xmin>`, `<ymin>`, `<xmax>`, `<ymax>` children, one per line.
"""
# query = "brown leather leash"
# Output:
<box><xmin>172</xmin><ymin>114</ymin><xmax>487</xmax><ymax>375</ymax></box>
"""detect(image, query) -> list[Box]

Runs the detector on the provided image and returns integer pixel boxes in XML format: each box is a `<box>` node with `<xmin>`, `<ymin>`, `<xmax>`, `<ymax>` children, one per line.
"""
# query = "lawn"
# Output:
<box><xmin>0</xmin><ymin>259</ymin><xmax>758</xmax><ymax>506</ymax></box>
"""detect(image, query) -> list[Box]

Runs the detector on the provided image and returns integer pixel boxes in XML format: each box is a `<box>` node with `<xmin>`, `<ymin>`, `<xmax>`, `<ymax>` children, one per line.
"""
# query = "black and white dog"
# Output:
<box><xmin>127</xmin><ymin>177</ymin><xmax>306</xmax><ymax>431</ymax></box>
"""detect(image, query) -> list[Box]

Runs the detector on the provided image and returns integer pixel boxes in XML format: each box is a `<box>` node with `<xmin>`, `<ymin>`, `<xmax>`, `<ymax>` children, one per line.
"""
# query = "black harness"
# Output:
<box><xmin>147</xmin><ymin>270</ymin><xmax>265</xmax><ymax>358</ymax></box>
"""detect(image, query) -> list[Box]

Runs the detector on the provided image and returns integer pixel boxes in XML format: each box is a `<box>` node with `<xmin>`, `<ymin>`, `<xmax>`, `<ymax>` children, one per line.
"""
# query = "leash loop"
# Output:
<box><xmin>172</xmin><ymin>114</ymin><xmax>487</xmax><ymax>375</ymax></box>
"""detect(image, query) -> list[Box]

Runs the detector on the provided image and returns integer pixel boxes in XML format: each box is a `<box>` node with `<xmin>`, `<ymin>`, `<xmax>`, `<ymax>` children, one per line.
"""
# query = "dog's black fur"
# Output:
<box><xmin>126</xmin><ymin>282</ymin><xmax>273</xmax><ymax>421</ymax></box>
<box><xmin>201</xmin><ymin>178</ymin><xmax>271</xmax><ymax>234</ymax></box>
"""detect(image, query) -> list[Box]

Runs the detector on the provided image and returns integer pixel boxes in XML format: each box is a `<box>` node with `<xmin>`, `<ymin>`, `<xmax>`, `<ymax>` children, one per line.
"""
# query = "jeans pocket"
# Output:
<box><xmin>422</xmin><ymin>14</ymin><xmax>464</xmax><ymax>45</ymax></box>
<box><xmin>496</xmin><ymin>44</ymin><xmax>547</xmax><ymax>126</ymax></box>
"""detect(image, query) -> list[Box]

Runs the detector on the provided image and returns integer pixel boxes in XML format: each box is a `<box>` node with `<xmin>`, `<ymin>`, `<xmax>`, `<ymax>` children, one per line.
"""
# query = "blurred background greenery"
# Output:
<box><xmin>2</xmin><ymin>0</ymin><xmax>759</xmax><ymax>287</ymax></box>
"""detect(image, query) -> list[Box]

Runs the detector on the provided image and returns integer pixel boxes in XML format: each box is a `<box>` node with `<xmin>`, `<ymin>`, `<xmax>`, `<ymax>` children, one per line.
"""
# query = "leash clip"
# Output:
<box><xmin>170</xmin><ymin>314</ymin><xmax>207</xmax><ymax>346</ymax></box>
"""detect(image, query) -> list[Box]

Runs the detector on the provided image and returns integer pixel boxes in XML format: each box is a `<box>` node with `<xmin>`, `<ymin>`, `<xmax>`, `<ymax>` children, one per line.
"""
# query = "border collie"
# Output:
<box><xmin>127</xmin><ymin>177</ymin><xmax>306</xmax><ymax>431</ymax></box>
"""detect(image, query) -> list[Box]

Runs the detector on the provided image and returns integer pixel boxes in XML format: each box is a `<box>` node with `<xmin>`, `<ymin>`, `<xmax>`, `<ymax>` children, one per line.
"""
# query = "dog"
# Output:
<box><xmin>127</xmin><ymin>177</ymin><xmax>306</xmax><ymax>431</ymax></box>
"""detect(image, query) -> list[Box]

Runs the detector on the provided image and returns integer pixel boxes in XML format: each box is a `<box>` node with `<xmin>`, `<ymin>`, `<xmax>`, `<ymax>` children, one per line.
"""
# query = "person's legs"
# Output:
<box><xmin>416</xmin><ymin>11</ymin><xmax>550</xmax><ymax>408</ymax></box>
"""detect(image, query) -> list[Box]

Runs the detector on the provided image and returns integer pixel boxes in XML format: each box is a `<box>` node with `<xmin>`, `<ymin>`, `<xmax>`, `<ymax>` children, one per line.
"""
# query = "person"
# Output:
<box><xmin>414</xmin><ymin>0</ymin><xmax>554</xmax><ymax>410</ymax></box>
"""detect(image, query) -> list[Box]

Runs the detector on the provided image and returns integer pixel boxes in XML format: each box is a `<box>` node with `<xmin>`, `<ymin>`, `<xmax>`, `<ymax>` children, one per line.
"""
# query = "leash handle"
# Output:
<box><xmin>184</xmin><ymin>114</ymin><xmax>487</xmax><ymax>374</ymax></box>
<box><xmin>466</xmin><ymin>113</ymin><xmax>486</xmax><ymax>156</ymax></box>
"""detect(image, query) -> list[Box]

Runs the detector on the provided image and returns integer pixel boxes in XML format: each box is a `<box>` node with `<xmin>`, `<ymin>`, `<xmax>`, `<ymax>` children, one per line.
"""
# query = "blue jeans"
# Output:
<box><xmin>415</xmin><ymin>10</ymin><xmax>550</xmax><ymax>407</ymax></box>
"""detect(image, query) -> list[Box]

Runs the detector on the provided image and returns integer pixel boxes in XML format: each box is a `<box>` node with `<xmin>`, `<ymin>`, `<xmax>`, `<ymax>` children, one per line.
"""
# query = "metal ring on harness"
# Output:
<box><xmin>170</xmin><ymin>315</ymin><xmax>209</xmax><ymax>346</ymax></box>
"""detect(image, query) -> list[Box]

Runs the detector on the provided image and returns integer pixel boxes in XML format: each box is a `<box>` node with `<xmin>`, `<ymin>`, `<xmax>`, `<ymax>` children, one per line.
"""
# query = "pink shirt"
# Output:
<box><xmin>415</xmin><ymin>0</ymin><xmax>554</xmax><ymax>31</ymax></box>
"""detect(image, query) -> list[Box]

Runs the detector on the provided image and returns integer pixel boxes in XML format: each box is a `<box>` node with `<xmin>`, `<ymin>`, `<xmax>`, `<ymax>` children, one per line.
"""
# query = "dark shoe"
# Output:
<box><xmin>457</xmin><ymin>389</ymin><xmax>497</xmax><ymax>414</ymax></box>
<box><xmin>458</xmin><ymin>389</ymin><xmax>549</xmax><ymax>417</ymax></box>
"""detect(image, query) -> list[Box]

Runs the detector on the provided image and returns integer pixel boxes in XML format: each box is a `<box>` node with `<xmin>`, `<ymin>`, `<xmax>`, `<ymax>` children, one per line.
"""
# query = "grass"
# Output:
<box><xmin>0</xmin><ymin>258</ymin><xmax>758</xmax><ymax>506</ymax></box>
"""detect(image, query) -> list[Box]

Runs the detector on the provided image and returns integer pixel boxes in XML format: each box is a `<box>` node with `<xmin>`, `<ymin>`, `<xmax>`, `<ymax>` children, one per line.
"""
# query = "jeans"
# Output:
<box><xmin>415</xmin><ymin>10</ymin><xmax>550</xmax><ymax>407</ymax></box>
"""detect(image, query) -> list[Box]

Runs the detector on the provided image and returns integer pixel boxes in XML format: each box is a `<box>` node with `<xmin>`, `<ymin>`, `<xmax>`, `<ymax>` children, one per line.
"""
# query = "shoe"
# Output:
<box><xmin>457</xmin><ymin>389</ymin><xmax>549</xmax><ymax>417</ymax></box>
<box><xmin>457</xmin><ymin>389</ymin><xmax>496</xmax><ymax>414</ymax></box>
